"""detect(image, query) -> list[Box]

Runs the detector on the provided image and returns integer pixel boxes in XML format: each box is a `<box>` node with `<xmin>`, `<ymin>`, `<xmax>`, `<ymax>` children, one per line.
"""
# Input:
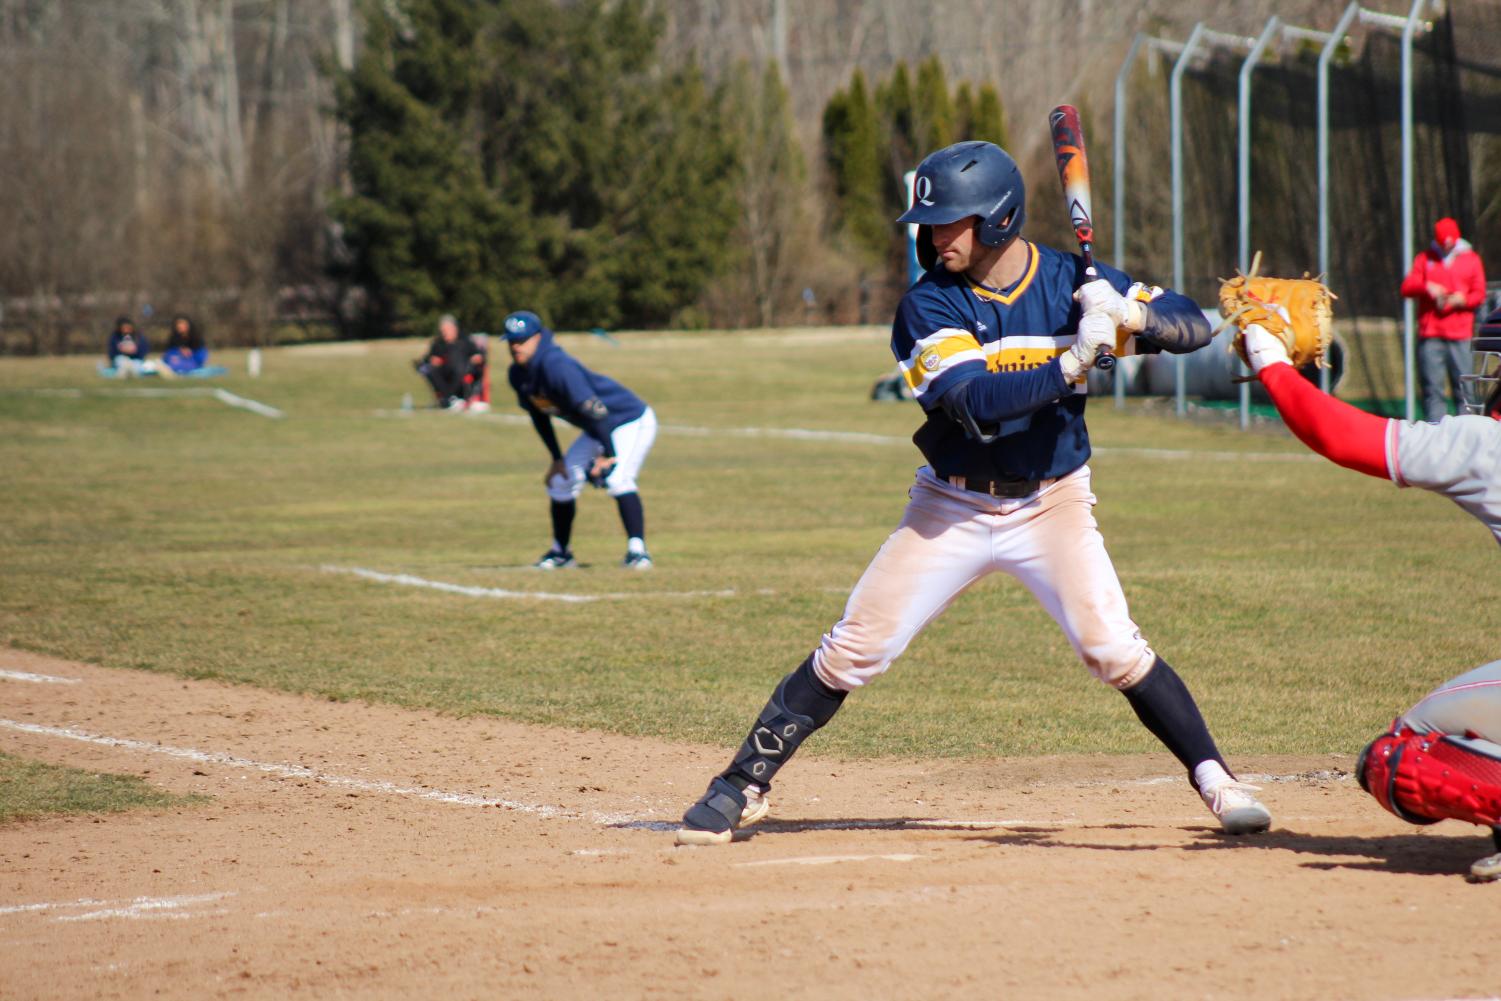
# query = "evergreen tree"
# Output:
<box><xmin>972</xmin><ymin>82</ymin><xmax>1008</xmax><ymax>150</ymax></box>
<box><xmin>954</xmin><ymin>82</ymin><xmax>976</xmax><ymax>140</ymax></box>
<box><xmin>914</xmin><ymin>56</ymin><xmax>955</xmax><ymax>153</ymax></box>
<box><xmin>876</xmin><ymin>61</ymin><xmax>918</xmax><ymax>178</ymax></box>
<box><xmin>482</xmin><ymin>0</ymin><xmax>737</xmax><ymax>329</ymax></box>
<box><xmin>331</xmin><ymin>0</ymin><xmax>524</xmax><ymax>335</ymax></box>
<box><xmin>821</xmin><ymin>69</ymin><xmax>887</xmax><ymax>267</ymax></box>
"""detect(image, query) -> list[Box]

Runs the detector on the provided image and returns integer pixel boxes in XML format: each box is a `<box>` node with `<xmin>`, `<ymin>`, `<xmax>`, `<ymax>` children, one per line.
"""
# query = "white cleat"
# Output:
<box><xmin>1468</xmin><ymin>852</ymin><xmax>1501</xmax><ymax>883</ymax></box>
<box><xmin>1200</xmin><ymin>780</ymin><xmax>1272</xmax><ymax>835</ymax></box>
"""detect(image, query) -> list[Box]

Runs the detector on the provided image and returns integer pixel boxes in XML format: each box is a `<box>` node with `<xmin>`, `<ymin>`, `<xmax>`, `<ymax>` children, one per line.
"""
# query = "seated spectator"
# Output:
<box><xmin>106</xmin><ymin>316</ymin><xmax>155</xmax><ymax>376</ymax></box>
<box><xmin>161</xmin><ymin>314</ymin><xmax>209</xmax><ymax>374</ymax></box>
<box><xmin>414</xmin><ymin>313</ymin><xmax>485</xmax><ymax>409</ymax></box>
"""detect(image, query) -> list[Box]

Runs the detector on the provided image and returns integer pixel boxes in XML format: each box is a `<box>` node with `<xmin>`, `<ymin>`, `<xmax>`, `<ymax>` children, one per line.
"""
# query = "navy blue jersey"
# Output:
<box><xmin>893</xmin><ymin>240</ymin><xmax>1205</xmax><ymax>481</ymax></box>
<box><xmin>509</xmin><ymin>330</ymin><xmax>647</xmax><ymax>456</ymax></box>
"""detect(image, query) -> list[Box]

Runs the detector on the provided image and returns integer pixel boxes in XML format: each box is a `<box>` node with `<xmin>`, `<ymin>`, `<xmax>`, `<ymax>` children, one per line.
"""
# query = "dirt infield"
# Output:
<box><xmin>2</xmin><ymin>649</ymin><xmax>1498</xmax><ymax>1001</ymax></box>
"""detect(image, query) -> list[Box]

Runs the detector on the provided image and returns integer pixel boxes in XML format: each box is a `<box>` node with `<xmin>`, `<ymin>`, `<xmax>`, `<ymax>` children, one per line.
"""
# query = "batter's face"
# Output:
<box><xmin>508</xmin><ymin>333</ymin><xmax>541</xmax><ymax>365</ymax></box>
<box><xmin>929</xmin><ymin>217</ymin><xmax>983</xmax><ymax>272</ymax></box>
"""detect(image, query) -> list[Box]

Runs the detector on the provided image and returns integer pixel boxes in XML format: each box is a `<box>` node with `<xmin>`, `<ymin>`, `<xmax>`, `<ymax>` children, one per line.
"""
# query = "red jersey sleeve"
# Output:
<box><xmin>1257</xmin><ymin>363</ymin><xmax>1392</xmax><ymax>479</ymax></box>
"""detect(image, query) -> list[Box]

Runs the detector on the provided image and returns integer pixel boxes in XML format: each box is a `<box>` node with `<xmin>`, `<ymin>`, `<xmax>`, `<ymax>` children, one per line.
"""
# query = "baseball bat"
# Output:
<box><xmin>1047</xmin><ymin>104</ymin><xmax>1115</xmax><ymax>372</ymax></box>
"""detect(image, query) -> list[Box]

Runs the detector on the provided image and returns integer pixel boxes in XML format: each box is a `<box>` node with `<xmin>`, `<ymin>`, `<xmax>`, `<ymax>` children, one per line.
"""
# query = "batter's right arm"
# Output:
<box><xmin>527</xmin><ymin>408</ymin><xmax>563</xmax><ymax>461</ymax></box>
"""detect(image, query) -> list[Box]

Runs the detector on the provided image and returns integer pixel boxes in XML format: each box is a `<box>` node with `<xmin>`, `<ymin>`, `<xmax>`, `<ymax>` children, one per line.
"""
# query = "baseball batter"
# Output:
<box><xmin>676</xmin><ymin>140</ymin><xmax>1273</xmax><ymax>846</ymax></box>
<box><xmin>502</xmin><ymin>310</ymin><xmax>658</xmax><ymax>570</ymax></box>
<box><xmin>1238</xmin><ymin>319</ymin><xmax>1501</xmax><ymax>880</ymax></box>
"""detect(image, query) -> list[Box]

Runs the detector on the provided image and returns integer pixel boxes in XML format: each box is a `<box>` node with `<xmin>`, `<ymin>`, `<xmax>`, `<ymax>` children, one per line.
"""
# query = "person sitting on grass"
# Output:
<box><xmin>161</xmin><ymin>314</ymin><xmax>209</xmax><ymax>374</ymax></box>
<box><xmin>414</xmin><ymin>313</ymin><xmax>485</xmax><ymax>409</ymax></box>
<box><xmin>105</xmin><ymin>316</ymin><xmax>155</xmax><ymax>376</ymax></box>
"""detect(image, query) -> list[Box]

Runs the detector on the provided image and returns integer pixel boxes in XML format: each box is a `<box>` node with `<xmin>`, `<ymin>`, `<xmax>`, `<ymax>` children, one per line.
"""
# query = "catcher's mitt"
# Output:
<box><xmin>1217</xmin><ymin>251</ymin><xmax>1336</xmax><ymax>369</ymax></box>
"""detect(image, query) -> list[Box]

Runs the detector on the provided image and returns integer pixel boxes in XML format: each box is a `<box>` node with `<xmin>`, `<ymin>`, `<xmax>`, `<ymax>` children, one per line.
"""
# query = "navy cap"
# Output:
<box><xmin>502</xmin><ymin>310</ymin><xmax>547</xmax><ymax>342</ymax></box>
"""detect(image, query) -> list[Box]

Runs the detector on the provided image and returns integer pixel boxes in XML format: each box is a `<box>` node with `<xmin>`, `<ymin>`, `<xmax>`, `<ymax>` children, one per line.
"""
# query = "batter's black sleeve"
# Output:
<box><xmin>1136</xmin><ymin>291</ymin><xmax>1213</xmax><ymax>353</ymax></box>
<box><xmin>938</xmin><ymin>361</ymin><xmax>1072</xmax><ymax>424</ymax></box>
<box><xmin>528</xmin><ymin>408</ymin><xmax>563</xmax><ymax>460</ymax></box>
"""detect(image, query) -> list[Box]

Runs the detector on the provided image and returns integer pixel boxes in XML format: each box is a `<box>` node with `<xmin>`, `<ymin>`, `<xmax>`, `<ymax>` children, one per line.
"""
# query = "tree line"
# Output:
<box><xmin>333</xmin><ymin>0</ymin><xmax>1013</xmax><ymax>340</ymax></box>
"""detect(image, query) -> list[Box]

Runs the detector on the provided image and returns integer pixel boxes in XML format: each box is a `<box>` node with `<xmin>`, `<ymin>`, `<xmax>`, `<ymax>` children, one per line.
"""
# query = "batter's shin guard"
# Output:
<box><xmin>681</xmin><ymin>657</ymin><xmax>846</xmax><ymax>837</ymax></box>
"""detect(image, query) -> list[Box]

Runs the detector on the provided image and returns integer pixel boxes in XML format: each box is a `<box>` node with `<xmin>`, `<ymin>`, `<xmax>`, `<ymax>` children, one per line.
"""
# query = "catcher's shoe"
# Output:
<box><xmin>1468</xmin><ymin>851</ymin><xmax>1501</xmax><ymax>883</ymax></box>
<box><xmin>675</xmin><ymin>777</ymin><xmax>769</xmax><ymax>846</ymax></box>
<box><xmin>1199</xmin><ymin>780</ymin><xmax>1272</xmax><ymax>835</ymax></box>
<box><xmin>532</xmin><ymin>548</ymin><xmax>576</xmax><ymax>570</ymax></box>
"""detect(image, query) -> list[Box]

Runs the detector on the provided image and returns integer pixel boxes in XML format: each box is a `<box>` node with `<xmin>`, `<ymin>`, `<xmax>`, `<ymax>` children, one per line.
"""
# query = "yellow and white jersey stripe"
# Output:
<box><xmin>899</xmin><ymin>328</ymin><xmax>986</xmax><ymax>400</ymax></box>
<box><xmin>901</xmin><ymin>330</ymin><xmax>1139</xmax><ymax>399</ymax></box>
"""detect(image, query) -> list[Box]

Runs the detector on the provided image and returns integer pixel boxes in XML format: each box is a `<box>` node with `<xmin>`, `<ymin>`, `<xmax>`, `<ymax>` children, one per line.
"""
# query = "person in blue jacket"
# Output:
<box><xmin>503</xmin><ymin>311</ymin><xmax>658</xmax><ymax>569</ymax></box>
<box><xmin>161</xmin><ymin>314</ymin><xmax>209</xmax><ymax>374</ymax></box>
<box><xmin>106</xmin><ymin>316</ymin><xmax>153</xmax><ymax>374</ymax></box>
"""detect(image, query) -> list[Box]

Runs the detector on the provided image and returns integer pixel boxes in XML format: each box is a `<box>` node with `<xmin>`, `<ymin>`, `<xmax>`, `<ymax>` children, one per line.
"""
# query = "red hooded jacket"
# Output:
<box><xmin>1400</xmin><ymin>225</ymin><xmax>1487</xmax><ymax>341</ymax></box>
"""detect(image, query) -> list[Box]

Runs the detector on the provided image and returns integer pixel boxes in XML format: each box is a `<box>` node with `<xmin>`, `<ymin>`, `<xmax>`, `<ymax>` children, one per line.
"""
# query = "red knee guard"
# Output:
<box><xmin>1359</xmin><ymin>727</ymin><xmax>1501</xmax><ymax>827</ymax></box>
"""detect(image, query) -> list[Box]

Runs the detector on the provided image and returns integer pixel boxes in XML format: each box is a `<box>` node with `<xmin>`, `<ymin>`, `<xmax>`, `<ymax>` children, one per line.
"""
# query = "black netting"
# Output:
<box><xmin>1119</xmin><ymin>7</ymin><xmax>1500</xmax><ymax>411</ymax></box>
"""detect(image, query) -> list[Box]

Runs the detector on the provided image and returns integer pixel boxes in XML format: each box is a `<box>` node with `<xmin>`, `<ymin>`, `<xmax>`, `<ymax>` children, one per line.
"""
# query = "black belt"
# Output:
<box><xmin>949</xmin><ymin>475</ymin><xmax>1044</xmax><ymax>498</ymax></box>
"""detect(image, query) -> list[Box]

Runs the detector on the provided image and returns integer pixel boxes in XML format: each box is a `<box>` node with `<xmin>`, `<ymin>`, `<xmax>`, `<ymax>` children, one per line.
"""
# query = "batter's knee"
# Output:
<box><xmin>1082</xmin><ymin>637</ymin><xmax>1156</xmax><ymax>690</ymax></box>
<box><xmin>811</xmin><ymin>618</ymin><xmax>909</xmax><ymax>691</ymax></box>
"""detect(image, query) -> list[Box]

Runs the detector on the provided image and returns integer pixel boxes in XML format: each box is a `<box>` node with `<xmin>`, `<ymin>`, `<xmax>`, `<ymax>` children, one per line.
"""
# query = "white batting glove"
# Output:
<box><xmin>1240</xmin><ymin>323</ymin><xmax>1291</xmax><ymax>374</ymax></box>
<box><xmin>1059</xmin><ymin>310</ymin><xmax>1118</xmax><ymax>383</ymax></box>
<box><xmin>1074</xmin><ymin>279</ymin><xmax>1147</xmax><ymax>331</ymax></box>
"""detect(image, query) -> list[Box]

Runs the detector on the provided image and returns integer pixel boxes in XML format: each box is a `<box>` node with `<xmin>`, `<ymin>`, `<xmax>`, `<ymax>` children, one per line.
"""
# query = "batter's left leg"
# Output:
<box><xmin>1007</xmin><ymin>470</ymin><xmax>1270</xmax><ymax>834</ymax></box>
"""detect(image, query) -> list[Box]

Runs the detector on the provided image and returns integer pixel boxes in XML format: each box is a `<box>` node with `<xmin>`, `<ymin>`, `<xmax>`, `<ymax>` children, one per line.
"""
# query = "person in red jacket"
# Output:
<box><xmin>1401</xmin><ymin>217</ymin><xmax>1487</xmax><ymax>421</ymax></box>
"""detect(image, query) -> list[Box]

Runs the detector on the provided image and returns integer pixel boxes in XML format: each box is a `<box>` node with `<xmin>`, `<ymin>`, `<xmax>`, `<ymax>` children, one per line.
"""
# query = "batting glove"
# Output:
<box><xmin>1059</xmin><ymin>310</ymin><xmax>1118</xmax><ymax>383</ymax></box>
<box><xmin>1074</xmin><ymin>279</ymin><xmax>1146</xmax><ymax>331</ymax></box>
<box><xmin>1240</xmin><ymin>323</ymin><xmax>1292</xmax><ymax>374</ymax></box>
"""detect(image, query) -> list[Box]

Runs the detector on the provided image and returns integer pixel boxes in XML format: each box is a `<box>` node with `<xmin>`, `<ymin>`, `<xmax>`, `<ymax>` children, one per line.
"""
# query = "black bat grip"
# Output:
<box><xmin>1079</xmin><ymin>250</ymin><xmax>1116</xmax><ymax>373</ymax></box>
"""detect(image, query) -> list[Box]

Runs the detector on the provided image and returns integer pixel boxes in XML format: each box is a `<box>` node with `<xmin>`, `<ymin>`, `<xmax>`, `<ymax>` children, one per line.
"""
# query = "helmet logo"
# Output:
<box><xmin>915</xmin><ymin>175</ymin><xmax>934</xmax><ymax>206</ymax></box>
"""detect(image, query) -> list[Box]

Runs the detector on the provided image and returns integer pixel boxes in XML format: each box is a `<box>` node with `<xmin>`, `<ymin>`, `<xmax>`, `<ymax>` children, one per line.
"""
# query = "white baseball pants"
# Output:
<box><xmin>812</xmin><ymin>465</ymin><xmax>1156</xmax><ymax>692</ymax></box>
<box><xmin>547</xmin><ymin>406</ymin><xmax>658</xmax><ymax>500</ymax></box>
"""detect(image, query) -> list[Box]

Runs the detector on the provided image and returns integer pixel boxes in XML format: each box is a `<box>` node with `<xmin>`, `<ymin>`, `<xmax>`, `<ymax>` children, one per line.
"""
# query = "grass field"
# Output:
<box><xmin>1</xmin><ymin>328</ymin><xmax>1494</xmax><ymax>767</ymax></box>
<box><xmin>0</xmin><ymin>751</ymin><xmax>198</xmax><ymax>822</ymax></box>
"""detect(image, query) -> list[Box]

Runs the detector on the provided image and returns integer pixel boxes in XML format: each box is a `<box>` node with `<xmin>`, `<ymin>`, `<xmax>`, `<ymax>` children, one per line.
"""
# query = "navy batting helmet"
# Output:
<box><xmin>898</xmin><ymin>141</ymin><xmax>1025</xmax><ymax>268</ymax></box>
<box><xmin>502</xmin><ymin>310</ymin><xmax>547</xmax><ymax>342</ymax></box>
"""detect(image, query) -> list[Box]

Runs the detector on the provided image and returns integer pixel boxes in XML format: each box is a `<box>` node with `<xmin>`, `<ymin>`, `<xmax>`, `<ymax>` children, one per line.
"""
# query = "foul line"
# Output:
<box><xmin>373</xmin><ymin>409</ymin><xmax>1317</xmax><ymax>462</ymax></box>
<box><xmin>0</xmin><ymin>892</ymin><xmax>234</xmax><ymax>923</ymax></box>
<box><xmin>323</xmin><ymin>565</ymin><xmax>748</xmax><ymax>602</ymax></box>
<box><xmin>8</xmin><ymin>386</ymin><xmax>283</xmax><ymax>419</ymax></box>
<box><xmin>0</xmin><ymin>669</ymin><xmax>80</xmax><ymax>685</ymax></box>
<box><xmin>0</xmin><ymin>718</ymin><xmax>636</xmax><ymax>825</ymax></box>
<box><xmin>211</xmin><ymin>388</ymin><xmax>284</xmax><ymax>419</ymax></box>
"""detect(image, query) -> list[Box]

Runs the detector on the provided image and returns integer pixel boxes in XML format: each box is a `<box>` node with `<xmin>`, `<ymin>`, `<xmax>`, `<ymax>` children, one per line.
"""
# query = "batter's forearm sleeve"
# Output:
<box><xmin>952</xmin><ymin>362</ymin><xmax>1072</xmax><ymax>424</ymax></box>
<box><xmin>1258</xmin><ymin>363</ymin><xmax>1390</xmax><ymax>479</ymax></box>
<box><xmin>1136</xmin><ymin>293</ymin><xmax>1213</xmax><ymax>353</ymax></box>
<box><xmin>530</xmin><ymin>411</ymin><xmax>563</xmax><ymax>460</ymax></box>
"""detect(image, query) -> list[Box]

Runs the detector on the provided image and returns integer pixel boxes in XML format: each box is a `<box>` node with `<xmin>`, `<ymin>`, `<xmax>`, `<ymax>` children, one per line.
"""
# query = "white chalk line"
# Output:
<box><xmin>211</xmin><ymin>388</ymin><xmax>284</xmax><ymax>419</ymax></box>
<box><xmin>735</xmin><ymin>853</ymin><xmax>922</xmax><ymax>867</ymax></box>
<box><xmin>0</xmin><ymin>718</ymin><xmax>638</xmax><ymax>827</ymax></box>
<box><xmin>0</xmin><ymin>892</ymin><xmax>234</xmax><ymax>923</ymax></box>
<box><xmin>7</xmin><ymin>386</ymin><xmax>283</xmax><ymax>419</ymax></box>
<box><xmin>323</xmin><ymin>565</ymin><xmax>751</xmax><ymax>603</ymax></box>
<box><xmin>0</xmin><ymin>717</ymin><xmax>1346</xmax><ymax>838</ymax></box>
<box><xmin>0</xmin><ymin>669</ymin><xmax>80</xmax><ymax>685</ymax></box>
<box><xmin>373</xmin><ymin>408</ymin><xmax>1317</xmax><ymax>462</ymax></box>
